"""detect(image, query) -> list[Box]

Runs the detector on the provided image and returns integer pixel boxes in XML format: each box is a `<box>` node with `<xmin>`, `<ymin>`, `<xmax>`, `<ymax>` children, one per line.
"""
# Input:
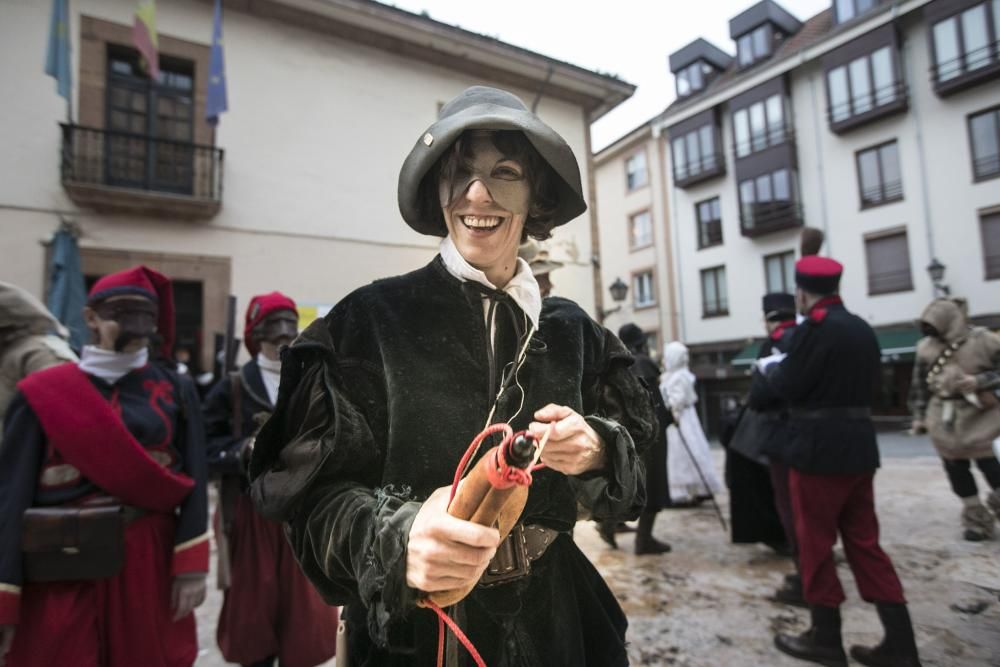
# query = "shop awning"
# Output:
<box><xmin>878</xmin><ymin>328</ymin><xmax>922</xmax><ymax>362</ymax></box>
<box><xmin>730</xmin><ymin>339</ymin><xmax>764</xmax><ymax>366</ymax></box>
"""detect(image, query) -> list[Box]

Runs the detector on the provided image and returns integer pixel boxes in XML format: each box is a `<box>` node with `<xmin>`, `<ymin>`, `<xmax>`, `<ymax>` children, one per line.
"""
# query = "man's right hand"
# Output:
<box><xmin>406</xmin><ymin>486</ymin><xmax>499</xmax><ymax>593</ymax></box>
<box><xmin>0</xmin><ymin>624</ymin><xmax>16</xmax><ymax>666</ymax></box>
<box><xmin>910</xmin><ymin>419</ymin><xmax>927</xmax><ymax>435</ymax></box>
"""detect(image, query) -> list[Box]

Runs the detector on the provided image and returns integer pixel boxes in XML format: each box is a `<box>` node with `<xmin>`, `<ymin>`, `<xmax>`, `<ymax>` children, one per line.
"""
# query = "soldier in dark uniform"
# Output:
<box><xmin>203</xmin><ymin>292</ymin><xmax>338</xmax><ymax>667</ymax></box>
<box><xmin>730</xmin><ymin>293</ymin><xmax>803</xmax><ymax>604</ymax></box>
<box><xmin>764</xmin><ymin>257</ymin><xmax>921</xmax><ymax>667</ymax></box>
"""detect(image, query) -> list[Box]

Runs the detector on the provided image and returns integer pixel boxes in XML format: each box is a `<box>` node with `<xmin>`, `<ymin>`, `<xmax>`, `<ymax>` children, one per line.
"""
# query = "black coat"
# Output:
<box><xmin>249</xmin><ymin>257</ymin><xmax>654</xmax><ymax>666</ymax></box>
<box><xmin>630</xmin><ymin>352</ymin><xmax>670</xmax><ymax>511</ymax></box>
<box><xmin>764</xmin><ymin>302</ymin><xmax>881</xmax><ymax>474</ymax></box>
<box><xmin>203</xmin><ymin>360</ymin><xmax>273</xmax><ymax>478</ymax></box>
<box><xmin>726</xmin><ymin>323</ymin><xmax>796</xmax><ymax>545</ymax></box>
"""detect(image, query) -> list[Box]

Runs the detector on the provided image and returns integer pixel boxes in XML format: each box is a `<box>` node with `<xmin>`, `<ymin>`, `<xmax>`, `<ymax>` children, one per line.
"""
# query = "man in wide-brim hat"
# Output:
<box><xmin>249</xmin><ymin>86</ymin><xmax>653</xmax><ymax>666</ymax></box>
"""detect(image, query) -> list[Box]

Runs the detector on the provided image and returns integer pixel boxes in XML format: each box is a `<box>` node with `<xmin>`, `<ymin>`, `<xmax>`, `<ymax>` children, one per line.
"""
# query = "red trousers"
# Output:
<box><xmin>216</xmin><ymin>494</ymin><xmax>338</xmax><ymax>667</ymax></box>
<box><xmin>789</xmin><ymin>470</ymin><xmax>905</xmax><ymax>608</ymax></box>
<box><xmin>8</xmin><ymin>514</ymin><xmax>197</xmax><ymax>667</ymax></box>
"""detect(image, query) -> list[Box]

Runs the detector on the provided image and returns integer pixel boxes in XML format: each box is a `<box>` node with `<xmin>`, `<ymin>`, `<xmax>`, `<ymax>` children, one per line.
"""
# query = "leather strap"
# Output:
<box><xmin>479</xmin><ymin>523</ymin><xmax>559</xmax><ymax>587</ymax></box>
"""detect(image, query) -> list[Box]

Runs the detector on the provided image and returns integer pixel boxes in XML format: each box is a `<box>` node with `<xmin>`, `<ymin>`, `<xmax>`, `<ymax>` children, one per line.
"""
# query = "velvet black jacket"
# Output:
<box><xmin>764</xmin><ymin>303</ymin><xmax>881</xmax><ymax>474</ymax></box>
<box><xmin>249</xmin><ymin>257</ymin><xmax>653</xmax><ymax>666</ymax></box>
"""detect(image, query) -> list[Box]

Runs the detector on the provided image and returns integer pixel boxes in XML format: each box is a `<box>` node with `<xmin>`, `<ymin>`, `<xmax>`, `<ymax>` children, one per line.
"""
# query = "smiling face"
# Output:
<box><xmin>439</xmin><ymin>132</ymin><xmax>530</xmax><ymax>288</ymax></box>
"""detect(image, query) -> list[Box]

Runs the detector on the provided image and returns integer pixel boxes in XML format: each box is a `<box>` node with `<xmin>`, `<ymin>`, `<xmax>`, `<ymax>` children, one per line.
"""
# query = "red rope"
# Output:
<box><xmin>433</xmin><ymin>425</ymin><xmax>542</xmax><ymax>667</ymax></box>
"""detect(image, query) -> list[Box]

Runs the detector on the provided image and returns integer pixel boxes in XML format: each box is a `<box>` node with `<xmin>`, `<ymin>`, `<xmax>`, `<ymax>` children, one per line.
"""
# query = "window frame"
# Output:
<box><xmin>864</xmin><ymin>228</ymin><xmax>915</xmax><ymax>295</ymax></box>
<box><xmin>967</xmin><ymin>105</ymin><xmax>1000</xmax><ymax>182</ymax></box>
<box><xmin>628</xmin><ymin>208</ymin><xmax>654</xmax><ymax>251</ymax></box>
<box><xmin>700</xmin><ymin>265</ymin><xmax>729</xmax><ymax>318</ymax></box>
<box><xmin>631</xmin><ymin>268</ymin><xmax>658</xmax><ymax>310</ymax></box>
<box><xmin>855</xmin><ymin>139</ymin><xmax>904</xmax><ymax>209</ymax></box>
<box><xmin>763</xmin><ymin>250</ymin><xmax>796</xmax><ymax>294</ymax></box>
<box><xmin>625</xmin><ymin>149</ymin><xmax>650</xmax><ymax>191</ymax></box>
<box><xmin>695</xmin><ymin>196</ymin><xmax>723</xmax><ymax>250</ymax></box>
<box><xmin>731</xmin><ymin>93</ymin><xmax>789</xmax><ymax>158</ymax></box>
<box><xmin>980</xmin><ymin>209</ymin><xmax>1000</xmax><ymax>280</ymax></box>
<box><xmin>927</xmin><ymin>0</ymin><xmax>1000</xmax><ymax>94</ymax></box>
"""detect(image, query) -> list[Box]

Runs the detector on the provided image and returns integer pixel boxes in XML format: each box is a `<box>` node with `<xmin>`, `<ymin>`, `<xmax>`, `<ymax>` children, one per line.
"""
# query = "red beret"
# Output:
<box><xmin>244</xmin><ymin>291</ymin><xmax>297</xmax><ymax>356</ymax></box>
<box><xmin>795</xmin><ymin>256</ymin><xmax>842</xmax><ymax>294</ymax></box>
<box><xmin>87</xmin><ymin>265</ymin><xmax>175</xmax><ymax>357</ymax></box>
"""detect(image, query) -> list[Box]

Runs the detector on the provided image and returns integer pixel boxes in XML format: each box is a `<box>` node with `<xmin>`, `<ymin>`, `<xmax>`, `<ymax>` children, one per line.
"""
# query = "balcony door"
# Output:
<box><xmin>105</xmin><ymin>46</ymin><xmax>195</xmax><ymax>195</ymax></box>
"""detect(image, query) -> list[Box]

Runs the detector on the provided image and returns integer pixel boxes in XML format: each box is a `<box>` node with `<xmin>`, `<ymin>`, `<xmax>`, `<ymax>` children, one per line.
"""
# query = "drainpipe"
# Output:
<box><xmin>655</xmin><ymin>126</ymin><xmax>681</xmax><ymax>342</ymax></box>
<box><xmin>897</xmin><ymin>3</ymin><xmax>937</xmax><ymax>296</ymax></box>
<box><xmin>807</xmin><ymin>72</ymin><xmax>831</xmax><ymax>247</ymax></box>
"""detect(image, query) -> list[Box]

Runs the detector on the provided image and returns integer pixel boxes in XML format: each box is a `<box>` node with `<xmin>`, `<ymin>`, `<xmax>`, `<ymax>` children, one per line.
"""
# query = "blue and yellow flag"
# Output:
<box><xmin>44</xmin><ymin>0</ymin><xmax>71</xmax><ymax>101</ymax></box>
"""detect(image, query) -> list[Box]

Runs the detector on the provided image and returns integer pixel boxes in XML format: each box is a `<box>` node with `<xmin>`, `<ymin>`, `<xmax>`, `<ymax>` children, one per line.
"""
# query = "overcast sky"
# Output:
<box><xmin>387</xmin><ymin>0</ymin><xmax>831</xmax><ymax>151</ymax></box>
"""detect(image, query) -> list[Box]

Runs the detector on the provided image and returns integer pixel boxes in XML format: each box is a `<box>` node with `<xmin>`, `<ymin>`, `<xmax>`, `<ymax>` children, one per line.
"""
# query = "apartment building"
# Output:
<box><xmin>0</xmin><ymin>0</ymin><xmax>633</xmax><ymax>372</ymax></box>
<box><xmin>597</xmin><ymin>0</ymin><xmax>1000</xmax><ymax>434</ymax></box>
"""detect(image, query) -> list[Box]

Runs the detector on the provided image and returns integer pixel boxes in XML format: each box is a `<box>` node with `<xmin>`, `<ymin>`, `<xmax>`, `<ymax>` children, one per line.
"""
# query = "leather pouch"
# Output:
<box><xmin>21</xmin><ymin>506</ymin><xmax>125</xmax><ymax>582</ymax></box>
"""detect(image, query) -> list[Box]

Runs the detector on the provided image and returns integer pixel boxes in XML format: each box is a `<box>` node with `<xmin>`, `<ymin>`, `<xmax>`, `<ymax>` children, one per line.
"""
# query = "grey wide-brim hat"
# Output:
<box><xmin>398</xmin><ymin>86</ymin><xmax>587</xmax><ymax>236</ymax></box>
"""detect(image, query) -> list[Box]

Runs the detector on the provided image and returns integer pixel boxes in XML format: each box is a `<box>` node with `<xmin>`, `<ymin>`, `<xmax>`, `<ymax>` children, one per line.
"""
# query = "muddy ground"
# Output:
<box><xmin>196</xmin><ymin>439</ymin><xmax>1000</xmax><ymax>666</ymax></box>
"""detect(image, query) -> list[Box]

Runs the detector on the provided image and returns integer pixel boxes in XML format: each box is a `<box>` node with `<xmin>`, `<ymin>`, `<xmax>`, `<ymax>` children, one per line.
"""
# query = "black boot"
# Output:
<box><xmin>774</xmin><ymin>605</ymin><xmax>847</xmax><ymax>666</ymax></box>
<box><xmin>635</xmin><ymin>510</ymin><xmax>671</xmax><ymax>555</ymax></box>
<box><xmin>772</xmin><ymin>572</ymin><xmax>807</xmax><ymax>608</ymax></box>
<box><xmin>596</xmin><ymin>519</ymin><xmax>618</xmax><ymax>549</ymax></box>
<box><xmin>849</xmin><ymin>603</ymin><xmax>922</xmax><ymax>667</ymax></box>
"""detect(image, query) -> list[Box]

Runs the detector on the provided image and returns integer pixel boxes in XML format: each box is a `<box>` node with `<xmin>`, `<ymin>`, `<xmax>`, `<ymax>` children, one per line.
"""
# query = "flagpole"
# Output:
<box><xmin>66</xmin><ymin>0</ymin><xmax>73</xmax><ymax>124</ymax></box>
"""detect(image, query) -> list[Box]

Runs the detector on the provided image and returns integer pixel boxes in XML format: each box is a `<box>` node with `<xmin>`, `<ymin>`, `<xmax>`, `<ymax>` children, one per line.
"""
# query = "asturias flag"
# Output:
<box><xmin>206</xmin><ymin>0</ymin><xmax>228</xmax><ymax>126</ymax></box>
<box><xmin>44</xmin><ymin>0</ymin><xmax>72</xmax><ymax>100</ymax></box>
<box><xmin>133</xmin><ymin>0</ymin><xmax>160</xmax><ymax>80</ymax></box>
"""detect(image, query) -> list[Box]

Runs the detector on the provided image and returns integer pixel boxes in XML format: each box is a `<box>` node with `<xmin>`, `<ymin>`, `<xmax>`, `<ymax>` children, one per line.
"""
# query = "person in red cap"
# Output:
<box><xmin>758</xmin><ymin>257</ymin><xmax>921</xmax><ymax>667</ymax></box>
<box><xmin>202</xmin><ymin>292</ymin><xmax>338</xmax><ymax>667</ymax></box>
<box><xmin>0</xmin><ymin>265</ymin><xmax>209</xmax><ymax>667</ymax></box>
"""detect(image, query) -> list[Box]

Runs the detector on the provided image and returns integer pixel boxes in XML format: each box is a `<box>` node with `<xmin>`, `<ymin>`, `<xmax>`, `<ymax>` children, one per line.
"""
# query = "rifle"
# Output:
<box><xmin>215</xmin><ymin>295</ymin><xmax>238</xmax><ymax>590</ymax></box>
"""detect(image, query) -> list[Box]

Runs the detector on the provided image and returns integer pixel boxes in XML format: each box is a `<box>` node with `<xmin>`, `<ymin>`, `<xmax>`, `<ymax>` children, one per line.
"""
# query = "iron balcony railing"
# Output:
<box><xmin>973</xmin><ymin>153</ymin><xmax>1000</xmax><ymax>181</ymax></box>
<box><xmin>930</xmin><ymin>40</ymin><xmax>1000</xmax><ymax>93</ymax></box>
<box><xmin>60</xmin><ymin>123</ymin><xmax>224</xmax><ymax>202</ymax></box>
<box><xmin>827</xmin><ymin>81</ymin><xmax>908</xmax><ymax>125</ymax></box>
<box><xmin>740</xmin><ymin>201</ymin><xmax>804</xmax><ymax>237</ymax></box>
<box><xmin>860</xmin><ymin>179</ymin><xmax>903</xmax><ymax>208</ymax></box>
<box><xmin>674</xmin><ymin>152</ymin><xmax>726</xmax><ymax>185</ymax></box>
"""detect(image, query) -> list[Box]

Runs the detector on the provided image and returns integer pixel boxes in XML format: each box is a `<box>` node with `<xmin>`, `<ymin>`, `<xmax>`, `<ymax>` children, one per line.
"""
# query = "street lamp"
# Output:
<box><xmin>599</xmin><ymin>277</ymin><xmax>629</xmax><ymax>321</ymax></box>
<box><xmin>926</xmin><ymin>258</ymin><xmax>950</xmax><ymax>297</ymax></box>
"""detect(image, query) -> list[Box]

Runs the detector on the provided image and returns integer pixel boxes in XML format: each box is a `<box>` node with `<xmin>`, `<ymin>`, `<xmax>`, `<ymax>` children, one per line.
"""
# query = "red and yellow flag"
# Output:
<box><xmin>132</xmin><ymin>0</ymin><xmax>159</xmax><ymax>80</ymax></box>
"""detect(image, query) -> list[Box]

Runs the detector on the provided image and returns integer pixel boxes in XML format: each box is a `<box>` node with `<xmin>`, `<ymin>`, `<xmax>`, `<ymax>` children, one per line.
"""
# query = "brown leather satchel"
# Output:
<box><xmin>21</xmin><ymin>506</ymin><xmax>125</xmax><ymax>582</ymax></box>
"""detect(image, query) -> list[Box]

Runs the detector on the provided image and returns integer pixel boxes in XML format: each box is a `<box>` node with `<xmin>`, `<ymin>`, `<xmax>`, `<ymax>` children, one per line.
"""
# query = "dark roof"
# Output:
<box><xmin>669</xmin><ymin>38</ymin><xmax>734</xmax><ymax>73</ymax></box>
<box><xmin>662</xmin><ymin>8</ymin><xmax>833</xmax><ymax>120</ymax></box>
<box><xmin>729</xmin><ymin>0</ymin><xmax>803</xmax><ymax>38</ymax></box>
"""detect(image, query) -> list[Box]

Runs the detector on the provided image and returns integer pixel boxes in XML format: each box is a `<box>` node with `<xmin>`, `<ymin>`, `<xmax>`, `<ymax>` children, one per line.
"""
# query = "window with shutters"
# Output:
<box><xmin>865</xmin><ymin>231</ymin><xmax>914</xmax><ymax>295</ymax></box>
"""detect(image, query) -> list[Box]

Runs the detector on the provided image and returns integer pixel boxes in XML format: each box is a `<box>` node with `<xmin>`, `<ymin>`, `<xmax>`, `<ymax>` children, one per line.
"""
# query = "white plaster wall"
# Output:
<box><xmin>0</xmin><ymin>0</ymin><xmax>597</xmax><ymax>315</ymax></box>
<box><xmin>665</xmin><ymin>9</ymin><xmax>1000</xmax><ymax>348</ymax></box>
<box><xmin>594</xmin><ymin>137</ymin><xmax>664</xmax><ymax>343</ymax></box>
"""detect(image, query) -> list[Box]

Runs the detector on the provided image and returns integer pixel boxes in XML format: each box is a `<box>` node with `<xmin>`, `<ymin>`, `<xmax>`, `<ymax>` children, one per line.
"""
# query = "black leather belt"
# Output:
<box><xmin>790</xmin><ymin>407</ymin><xmax>871</xmax><ymax>420</ymax></box>
<box><xmin>479</xmin><ymin>523</ymin><xmax>559</xmax><ymax>587</ymax></box>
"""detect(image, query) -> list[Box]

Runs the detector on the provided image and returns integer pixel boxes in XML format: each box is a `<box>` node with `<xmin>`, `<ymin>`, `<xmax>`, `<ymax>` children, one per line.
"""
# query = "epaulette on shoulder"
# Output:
<box><xmin>808</xmin><ymin>308</ymin><xmax>829</xmax><ymax>324</ymax></box>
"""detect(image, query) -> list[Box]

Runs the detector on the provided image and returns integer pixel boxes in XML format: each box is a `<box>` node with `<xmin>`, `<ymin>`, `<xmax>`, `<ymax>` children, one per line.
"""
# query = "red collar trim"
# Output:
<box><xmin>769</xmin><ymin>320</ymin><xmax>796</xmax><ymax>341</ymax></box>
<box><xmin>808</xmin><ymin>296</ymin><xmax>843</xmax><ymax>323</ymax></box>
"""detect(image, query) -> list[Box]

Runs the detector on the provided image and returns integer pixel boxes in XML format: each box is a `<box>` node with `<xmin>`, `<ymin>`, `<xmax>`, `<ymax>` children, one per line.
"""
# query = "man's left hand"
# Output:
<box><xmin>171</xmin><ymin>574</ymin><xmax>207</xmax><ymax>621</ymax></box>
<box><xmin>957</xmin><ymin>374</ymin><xmax>979</xmax><ymax>394</ymax></box>
<box><xmin>529</xmin><ymin>404</ymin><xmax>605</xmax><ymax>476</ymax></box>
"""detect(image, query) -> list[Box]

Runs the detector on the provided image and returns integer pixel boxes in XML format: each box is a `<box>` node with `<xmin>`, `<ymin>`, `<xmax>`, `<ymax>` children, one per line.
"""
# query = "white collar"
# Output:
<box><xmin>256</xmin><ymin>354</ymin><xmax>281</xmax><ymax>373</ymax></box>
<box><xmin>78</xmin><ymin>345</ymin><xmax>149</xmax><ymax>384</ymax></box>
<box><xmin>439</xmin><ymin>236</ymin><xmax>542</xmax><ymax>329</ymax></box>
